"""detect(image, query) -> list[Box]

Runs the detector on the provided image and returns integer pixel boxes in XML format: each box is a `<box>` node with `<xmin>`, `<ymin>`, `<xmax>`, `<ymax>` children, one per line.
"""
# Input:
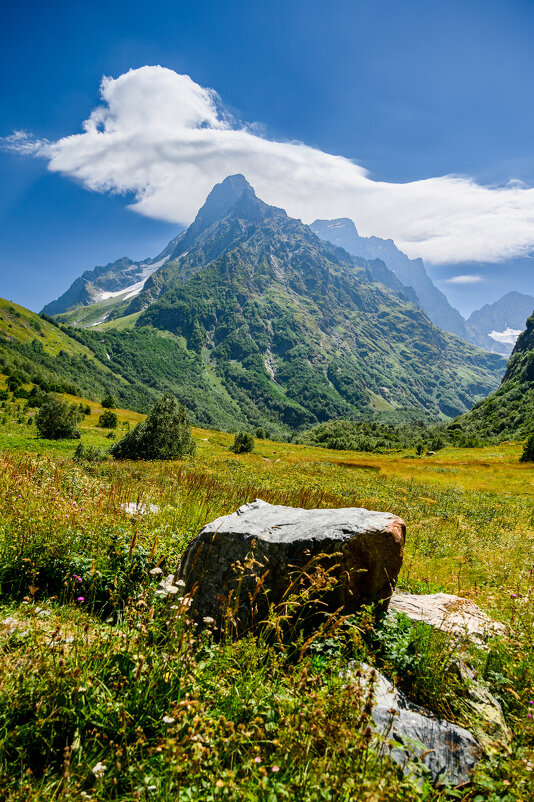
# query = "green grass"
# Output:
<box><xmin>0</xmin><ymin>393</ymin><xmax>533</xmax><ymax>799</ymax></box>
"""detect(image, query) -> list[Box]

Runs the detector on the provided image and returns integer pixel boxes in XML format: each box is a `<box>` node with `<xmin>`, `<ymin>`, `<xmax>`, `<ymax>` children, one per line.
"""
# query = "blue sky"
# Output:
<box><xmin>2</xmin><ymin>0</ymin><xmax>534</xmax><ymax>315</ymax></box>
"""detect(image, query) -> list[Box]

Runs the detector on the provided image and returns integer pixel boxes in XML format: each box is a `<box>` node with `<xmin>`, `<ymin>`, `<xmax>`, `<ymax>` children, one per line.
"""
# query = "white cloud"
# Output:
<box><xmin>445</xmin><ymin>274</ymin><xmax>484</xmax><ymax>284</ymax></box>
<box><xmin>4</xmin><ymin>65</ymin><xmax>534</xmax><ymax>265</ymax></box>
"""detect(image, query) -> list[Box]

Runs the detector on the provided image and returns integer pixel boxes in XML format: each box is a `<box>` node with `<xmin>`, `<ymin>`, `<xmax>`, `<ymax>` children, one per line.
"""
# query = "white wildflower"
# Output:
<box><xmin>92</xmin><ymin>761</ymin><xmax>106</xmax><ymax>778</ymax></box>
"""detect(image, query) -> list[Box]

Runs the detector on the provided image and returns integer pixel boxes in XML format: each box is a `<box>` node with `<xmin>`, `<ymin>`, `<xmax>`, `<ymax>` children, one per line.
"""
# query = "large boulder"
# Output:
<box><xmin>177</xmin><ymin>499</ymin><xmax>405</xmax><ymax>634</ymax></box>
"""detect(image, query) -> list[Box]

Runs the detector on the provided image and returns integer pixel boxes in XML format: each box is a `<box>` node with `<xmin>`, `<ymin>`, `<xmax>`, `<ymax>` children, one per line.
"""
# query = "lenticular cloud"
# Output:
<box><xmin>5</xmin><ymin>65</ymin><xmax>534</xmax><ymax>265</ymax></box>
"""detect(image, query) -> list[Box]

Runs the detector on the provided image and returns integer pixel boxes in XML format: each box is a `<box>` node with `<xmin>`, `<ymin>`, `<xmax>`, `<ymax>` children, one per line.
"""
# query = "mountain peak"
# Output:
<box><xmin>192</xmin><ymin>174</ymin><xmax>254</xmax><ymax>234</ymax></box>
<box><xmin>313</xmin><ymin>218</ymin><xmax>360</xmax><ymax>238</ymax></box>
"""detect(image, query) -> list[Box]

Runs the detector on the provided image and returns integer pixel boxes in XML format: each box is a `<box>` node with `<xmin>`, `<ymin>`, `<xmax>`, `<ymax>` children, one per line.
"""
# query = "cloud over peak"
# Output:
<box><xmin>4</xmin><ymin>65</ymin><xmax>534</xmax><ymax>265</ymax></box>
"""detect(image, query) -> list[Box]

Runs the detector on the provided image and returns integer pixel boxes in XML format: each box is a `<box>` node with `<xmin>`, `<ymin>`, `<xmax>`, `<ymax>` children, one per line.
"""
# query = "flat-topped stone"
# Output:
<box><xmin>389</xmin><ymin>592</ymin><xmax>504</xmax><ymax>646</ymax></box>
<box><xmin>177</xmin><ymin>499</ymin><xmax>405</xmax><ymax>634</ymax></box>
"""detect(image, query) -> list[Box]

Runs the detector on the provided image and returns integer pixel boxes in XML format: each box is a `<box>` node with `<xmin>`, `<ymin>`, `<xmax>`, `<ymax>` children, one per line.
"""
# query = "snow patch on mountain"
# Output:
<box><xmin>489</xmin><ymin>327</ymin><xmax>522</xmax><ymax>345</ymax></box>
<box><xmin>99</xmin><ymin>258</ymin><xmax>169</xmax><ymax>302</ymax></box>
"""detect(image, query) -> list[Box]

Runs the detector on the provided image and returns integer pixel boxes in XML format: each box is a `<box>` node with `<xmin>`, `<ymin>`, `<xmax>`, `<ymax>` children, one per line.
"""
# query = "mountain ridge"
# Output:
<box><xmin>34</xmin><ymin>175</ymin><xmax>507</xmax><ymax>434</ymax></box>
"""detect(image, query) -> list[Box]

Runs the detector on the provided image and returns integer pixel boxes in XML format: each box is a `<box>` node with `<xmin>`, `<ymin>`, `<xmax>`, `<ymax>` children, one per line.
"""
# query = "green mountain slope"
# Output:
<box><xmin>451</xmin><ymin>308</ymin><xmax>534</xmax><ymax>441</ymax></box>
<box><xmin>0</xmin><ymin>299</ymin><xmax>152</xmax><ymax>408</ymax></box>
<box><xmin>0</xmin><ymin>299</ymin><xmax>266</xmax><ymax>433</ymax></box>
<box><xmin>132</xmin><ymin>178</ymin><xmax>505</xmax><ymax>429</ymax></box>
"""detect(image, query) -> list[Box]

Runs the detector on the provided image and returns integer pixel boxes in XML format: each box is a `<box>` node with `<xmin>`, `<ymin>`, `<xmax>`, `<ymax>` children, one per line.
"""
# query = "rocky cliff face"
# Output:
<box><xmin>311</xmin><ymin>218</ymin><xmax>469</xmax><ymax>338</ymax></box>
<box><xmin>466</xmin><ymin>291</ymin><xmax>534</xmax><ymax>356</ymax></box>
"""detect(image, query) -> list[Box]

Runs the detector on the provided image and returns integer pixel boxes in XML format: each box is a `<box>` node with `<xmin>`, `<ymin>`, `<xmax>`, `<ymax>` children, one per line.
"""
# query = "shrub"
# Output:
<box><xmin>111</xmin><ymin>394</ymin><xmax>195</xmax><ymax>460</ymax></box>
<box><xmin>231</xmin><ymin>431</ymin><xmax>254</xmax><ymax>454</ymax></box>
<box><xmin>26</xmin><ymin>386</ymin><xmax>46</xmax><ymax>408</ymax></box>
<box><xmin>73</xmin><ymin>442</ymin><xmax>107</xmax><ymax>463</ymax></box>
<box><xmin>101</xmin><ymin>392</ymin><xmax>117</xmax><ymax>409</ymax></box>
<box><xmin>6</xmin><ymin>375</ymin><xmax>21</xmax><ymax>393</ymax></box>
<box><xmin>35</xmin><ymin>395</ymin><xmax>81</xmax><ymax>440</ymax></box>
<box><xmin>255</xmin><ymin>427</ymin><xmax>266</xmax><ymax>439</ymax></box>
<box><xmin>520</xmin><ymin>433</ymin><xmax>534</xmax><ymax>462</ymax></box>
<box><xmin>98</xmin><ymin>410</ymin><xmax>118</xmax><ymax>429</ymax></box>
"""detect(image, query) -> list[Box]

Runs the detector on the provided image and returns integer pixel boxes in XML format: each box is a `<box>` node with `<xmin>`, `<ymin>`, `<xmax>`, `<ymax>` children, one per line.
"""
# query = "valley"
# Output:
<box><xmin>0</xmin><ymin>178</ymin><xmax>532</xmax><ymax>799</ymax></box>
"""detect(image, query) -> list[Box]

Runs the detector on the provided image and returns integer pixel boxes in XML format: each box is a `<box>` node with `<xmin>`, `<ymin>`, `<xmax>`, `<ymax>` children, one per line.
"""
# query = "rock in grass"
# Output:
<box><xmin>387</xmin><ymin>592</ymin><xmax>510</xmax><ymax>749</ymax></box>
<box><xmin>177</xmin><ymin>498</ymin><xmax>405</xmax><ymax>634</ymax></box>
<box><xmin>346</xmin><ymin>663</ymin><xmax>481</xmax><ymax>787</ymax></box>
<box><xmin>389</xmin><ymin>592</ymin><xmax>504</xmax><ymax>646</ymax></box>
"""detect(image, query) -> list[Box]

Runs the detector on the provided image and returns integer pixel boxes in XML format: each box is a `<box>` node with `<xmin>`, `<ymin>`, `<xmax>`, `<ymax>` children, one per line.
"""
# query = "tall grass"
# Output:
<box><xmin>0</xmin><ymin>438</ymin><xmax>533</xmax><ymax>799</ymax></box>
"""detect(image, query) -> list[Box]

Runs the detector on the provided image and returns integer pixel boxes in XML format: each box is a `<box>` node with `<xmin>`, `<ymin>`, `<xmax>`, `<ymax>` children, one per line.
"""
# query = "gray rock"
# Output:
<box><xmin>450</xmin><ymin>660</ymin><xmax>510</xmax><ymax>749</ymax></box>
<box><xmin>389</xmin><ymin>592</ymin><xmax>504</xmax><ymax>646</ymax></box>
<box><xmin>178</xmin><ymin>499</ymin><xmax>405</xmax><ymax>634</ymax></box>
<box><xmin>346</xmin><ymin>663</ymin><xmax>481</xmax><ymax>786</ymax></box>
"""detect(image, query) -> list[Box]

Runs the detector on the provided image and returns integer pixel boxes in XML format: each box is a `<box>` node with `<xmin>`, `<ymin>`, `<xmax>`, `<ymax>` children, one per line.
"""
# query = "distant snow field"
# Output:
<box><xmin>489</xmin><ymin>327</ymin><xmax>522</xmax><ymax>345</ymax></box>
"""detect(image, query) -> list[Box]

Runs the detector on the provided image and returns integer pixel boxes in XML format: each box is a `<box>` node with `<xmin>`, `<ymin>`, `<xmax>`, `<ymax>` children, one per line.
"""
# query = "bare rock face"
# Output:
<box><xmin>177</xmin><ymin>499</ymin><xmax>405</xmax><ymax>634</ymax></box>
<box><xmin>389</xmin><ymin>592</ymin><xmax>504</xmax><ymax>646</ymax></box>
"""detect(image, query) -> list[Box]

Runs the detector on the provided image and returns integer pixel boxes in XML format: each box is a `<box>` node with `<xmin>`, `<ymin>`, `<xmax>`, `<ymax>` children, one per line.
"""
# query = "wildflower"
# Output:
<box><xmin>162</xmin><ymin>715</ymin><xmax>175</xmax><ymax>724</ymax></box>
<box><xmin>92</xmin><ymin>761</ymin><xmax>106</xmax><ymax>778</ymax></box>
<box><xmin>203</xmin><ymin>616</ymin><xmax>215</xmax><ymax>624</ymax></box>
<box><xmin>511</xmin><ymin>593</ymin><xmax>517</xmax><ymax>598</ymax></box>
<box><xmin>77</xmin><ymin>596</ymin><xmax>85</xmax><ymax>602</ymax></box>
<box><xmin>254</xmin><ymin>756</ymin><xmax>261</xmax><ymax>763</ymax></box>
<box><xmin>271</xmin><ymin>765</ymin><xmax>280</xmax><ymax>773</ymax></box>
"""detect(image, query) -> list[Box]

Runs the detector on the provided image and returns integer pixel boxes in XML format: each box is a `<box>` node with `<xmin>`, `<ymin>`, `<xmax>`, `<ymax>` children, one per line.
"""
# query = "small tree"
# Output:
<box><xmin>111</xmin><ymin>395</ymin><xmax>195</xmax><ymax>460</ymax></box>
<box><xmin>6</xmin><ymin>375</ymin><xmax>21</xmax><ymax>393</ymax></box>
<box><xmin>35</xmin><ymin>395</ymin><xmax>81</xmax><ymax>440</ymax></box>
<box><xmin>231</xmin><ymin>431</ymin><xmax>254</xmax><ymax>454</ymax></box>
<box><xmin>101</xmin><ymin>393</ymin><xmax>117</xmax><ymax>409</ymax></box>
<box><xmin>520</xmin><ymin>434</ymin><xmax>534</xmax><ymax>462</ymax></box>
<box><xmin>99</xmin><ymin>410</ymin><xmax>118</xmax><ymax>429</ymax></box>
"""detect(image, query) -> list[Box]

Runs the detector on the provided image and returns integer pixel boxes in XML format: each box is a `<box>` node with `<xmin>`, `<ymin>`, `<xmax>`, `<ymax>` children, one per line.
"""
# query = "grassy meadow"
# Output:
<box><xmin>0</xmin><ymin>388</ymin><xmax>533</xmax><ymax>800</ymax></box>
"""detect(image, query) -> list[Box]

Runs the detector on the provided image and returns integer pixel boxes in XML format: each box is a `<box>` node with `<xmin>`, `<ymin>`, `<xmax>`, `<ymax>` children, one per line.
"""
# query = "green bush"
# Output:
<box><xmin>111</xmin><ymin>394</ymin><xmax>195</xmax><ymax>460</ymax></box>
<box><xmin>73</xmin><ymin>442</ymin><xmax>107</xmax><ymax>464</ymax></box>
<box><xmin>231</xmin><ymin>431</ymin><xmax>254</xmax><ymax>453</ymax></box>
<box><xmin>35</xmin><ymin>395</ymin><xmax>81</xmax><ymax>440</ymax></box>
<box><xmin>520</xmin><ymin>433</ymin><xmax>534</xmax><ymax>462</ymax></box>
<box><xmin>101</xmin><ymin>392</ymin><xmax>117</xmax><ymax>409</ymax></box>
<box><xmin>98</xmin><ymin>410</ymin><xmax>118</xmax><ymax>429</ymax></box>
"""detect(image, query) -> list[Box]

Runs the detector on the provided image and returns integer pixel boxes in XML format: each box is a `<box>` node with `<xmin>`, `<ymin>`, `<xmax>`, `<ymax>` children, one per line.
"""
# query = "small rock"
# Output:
<box><xmin>450</xmin><ymin>659</ymin><xmax>510</xmax><ymax>749</ymax></box>
<box><xmin>389</xmin><ymin>592</ymin><xmax>504</xmax><ymax>646</ymax></box>
<box><xmin>345</xmin><ymin>663</ymin><xmax>481</xmax><ymax>786</ymax></box>
<box><xmin>122</xmin><ymin>502</ymin><xmax>159</xmax><ymax>516</ymax></box>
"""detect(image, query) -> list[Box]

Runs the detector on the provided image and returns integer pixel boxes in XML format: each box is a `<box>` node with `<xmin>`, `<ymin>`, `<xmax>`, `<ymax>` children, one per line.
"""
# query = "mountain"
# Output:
<box><xmin>450</xmin><ymin>307</ymin><xmax>534</xmax><ymax>441</ymax></box>
<box><xmin>465</xmin><ymin>292</ymin><xmax>534</xmax><ymax>356</ymax></box>
<box><xmin>38</xmin><ymin>176</ymin><xmax>506</xmax><ymax>434</ymax></box>
<box><xmin>310</xmin><ymin>218</ymin><xmax>469</xmax><ymax>338</ymax></box>
<box><xmin>41</xmin><ymin>174</ymin><xmax>253</xmax><ymax>328</ymax></box>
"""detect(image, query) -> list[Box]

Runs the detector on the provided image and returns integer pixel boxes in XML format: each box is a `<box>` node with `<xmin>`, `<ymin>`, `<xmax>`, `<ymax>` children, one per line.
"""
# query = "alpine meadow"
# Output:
<box><xmin>2</xmin><ymin>5</ymin><xmax>534</xmax><ymax>800</ymax></box>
